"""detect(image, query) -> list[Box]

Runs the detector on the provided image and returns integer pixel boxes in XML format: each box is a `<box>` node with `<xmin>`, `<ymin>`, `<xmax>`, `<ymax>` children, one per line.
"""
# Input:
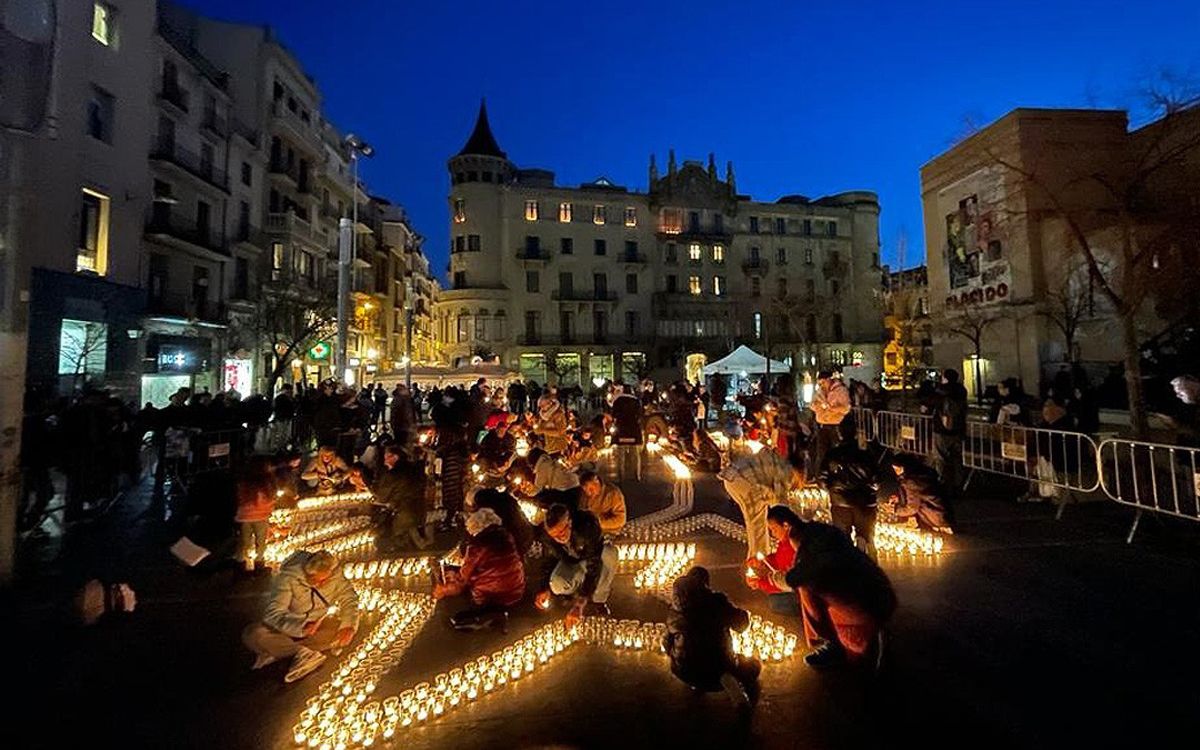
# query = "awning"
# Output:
<box><xmin>701</xmin><ymin>345</ymin><xmax>789</xmax><ymax>376</ymax></box>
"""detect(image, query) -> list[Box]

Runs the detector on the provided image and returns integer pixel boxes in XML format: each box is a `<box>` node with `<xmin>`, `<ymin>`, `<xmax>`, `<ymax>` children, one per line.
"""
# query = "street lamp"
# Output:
<box><xmin>337</xmin><ymin>133</ymin><xmax>374</xmax><ymax>385</ymax></box>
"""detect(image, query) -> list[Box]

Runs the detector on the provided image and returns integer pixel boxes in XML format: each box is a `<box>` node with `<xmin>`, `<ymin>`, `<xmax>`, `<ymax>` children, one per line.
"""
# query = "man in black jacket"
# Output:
<box><xmin>818</xmin><ymin>440</ymin><xmax>880</xmax><ymax>557</ymax></box>
<box><xmin>534</xmin><ymin>504</ymin><xmax>617</xmax><ymax>625</ymax></box>
<box><xmin>371</xmin><ymin>444</ymin><xmax>428</xmax><ymax>550</ymax></box>
<box><xmin>610</xmin><ymin>383</ymin><xmax>644</xmax><ymax>481</ymax></box>
<box><xmin>932</xmin><ymin>368</ymin><xmax>968</xmax><ymax>514</ymax></box>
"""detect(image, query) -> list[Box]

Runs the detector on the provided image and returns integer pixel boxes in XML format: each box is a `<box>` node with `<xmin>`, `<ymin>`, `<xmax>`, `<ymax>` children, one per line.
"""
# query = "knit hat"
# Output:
<box><xmin>465</xmin><ymin>507</ymin><xmax>503</xmax><ymax>537</ymax></box>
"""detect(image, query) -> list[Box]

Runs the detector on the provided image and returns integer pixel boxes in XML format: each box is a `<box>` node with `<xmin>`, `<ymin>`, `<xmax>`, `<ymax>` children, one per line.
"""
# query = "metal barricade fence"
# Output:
<box><xmin>850</xmin><ymin>407</ymin><xmax>877</xmax><ymax>447</ymax></box>
<box><xmin>964</xmin><ymin>422</ymin><xmax>1100</xmax><ymax>515</ymax></box>
<box><xmin>875</xmin><ymin>410</ymin><xmax>936</xmax><ymax>458</ymax></box>
<box><xmin>1098</xmin><ymin>438</ymin><xmax>1200</xmax><ymax>542</ymax></box>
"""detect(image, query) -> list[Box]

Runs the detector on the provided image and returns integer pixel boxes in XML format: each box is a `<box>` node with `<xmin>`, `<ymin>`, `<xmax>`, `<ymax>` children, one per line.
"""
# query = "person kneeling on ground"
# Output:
<box><xmin>663</xmin><ymin>566</ymin><xmax>761</xmax><ymax>711</ymax></box>
<box><xmin>819</xmin><ymin>439</ymin><xmax>881</xmax><ymax>557</ymax></box>
<box><xmin>434</xmin><ymin>508</ymin><xmax>526</xmax><ymax>632</ymax></box>
<box><xmin>301</xmin><ymin>445</ymin><xmax>351</xmax><ymax>495</ymax></box>
<box><xmin>242</xmin><ymin>550</ymin><xmax>359</xmax><ymax>683</ymax></box>
<box><xmin>577</xmin><ymin>469</ymin><xmax>627</xmax><ymax>536</ymax></box>
<box><xmin>773</xmin><ymin>520</ymin><xmax>897</xmax><ymax>669</ymax></box>
<box><xmin>745</xmin><ymin>505</ymin><xmax>802</xmax><ymax>617</ymax></box>
<box><xmin>885</xmin><ymin>453</ymin><xmax>954</xmax><ymax>534</ymax></box>
<box><xmin>534</xmin><ymin>504</ymin><xmax>617</xmax><ymax>627</ymax></box>
<box><xmin>371</xmin><ymin>444</ymin><xmax>431</xmax><ymax>551</ymax></box>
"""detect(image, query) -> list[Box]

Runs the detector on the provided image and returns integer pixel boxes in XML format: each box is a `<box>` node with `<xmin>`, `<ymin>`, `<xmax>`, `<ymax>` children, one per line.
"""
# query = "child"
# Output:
<box><xmin>663</xmin><ymin>566</ymin><xmax>761</xmax><ymax>711</ymax></box>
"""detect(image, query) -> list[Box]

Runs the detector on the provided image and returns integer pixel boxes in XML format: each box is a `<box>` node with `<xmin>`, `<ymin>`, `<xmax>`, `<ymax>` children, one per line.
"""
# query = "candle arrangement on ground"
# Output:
<box><xmin>296</xmin><ymin>491</ymin><xmax>376</xmax><ymax>512</ymax></box>
<box><xmin>730</xmin><ymin>615</ymin><xmax>799</xmax><ymax>662</ymax></box>
<box><xmin>622</xmin><ymin>512</ymin><xmax>748</xmax><ymax>544</ymax></box>
<box><xmin>343</xmin><ymin>557</ymin><xmax>433</xmax><ymax>583</ymax></box>
<box><xmin>874</xmin><ymin>521</ymin><xmax>946</xmax><ymax>556</ymax></box>
<box><xmin>263</xmin><ymin>517</ymin><xmax>374</xmax><ymax>567</ymax></box>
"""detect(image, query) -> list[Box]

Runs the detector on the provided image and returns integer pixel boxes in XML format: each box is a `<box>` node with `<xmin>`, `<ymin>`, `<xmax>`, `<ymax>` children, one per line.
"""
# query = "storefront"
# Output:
<box><xmin>141</xmin><ymin>333</ymin><xmax>213</xmax><ymax>406</ymax></box>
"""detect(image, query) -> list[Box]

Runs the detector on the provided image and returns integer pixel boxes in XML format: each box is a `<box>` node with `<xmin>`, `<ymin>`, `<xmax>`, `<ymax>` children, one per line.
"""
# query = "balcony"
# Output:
<box><xmin>270</xmin><ymin>100</ymin><xmax>323</xmax><ymax>154</ymax></box>
<box><xmin>551</xmin><ymin>289</ymin><xmax>618</xmax><ymax>302</ymax></box>
<box><xmin>269</xmin><ymin>158</ymin><xmax>300</xmax><ymax>186</ymax></box>
<box><xmin>742</xmin><ymin>258</ymin><xmax>770</xmax><ymax>275</ymax></box>
<box><xmin>147</xmin><ymin>292</ymin><xmax>225</xmax><ymax>324</ymax></box>
<box><xmin>619</xmin><ymin>252</ymin><xmax>648</xmax><ymax>265</ymax></box>
<box><xmin>515</xmin><ymin>249</ymin><xmax>551</xmax><ymax>261</ymax></box>
<box><xmin>145</xmin><ymin>214</ymin><xmax>226</xmax><ymax>255</ymax></box>
<box><xmin>266</xmin><ymin>211</ymin><xmax>316</xmax><ymax>240</ymax></box>
<box><xmin>150</xmin><ymin>139</ymin><xmax>228</xmax><ymax>192</ymax></box>
<box><xmin>202</xmin><ymin>110</ymin><xmax>229</xmax><ymax>137</ymax></box>
<box><xmin>158</xmin><ymin>81</ymin><xmax>189</xmax><ymax>112</ymax></box>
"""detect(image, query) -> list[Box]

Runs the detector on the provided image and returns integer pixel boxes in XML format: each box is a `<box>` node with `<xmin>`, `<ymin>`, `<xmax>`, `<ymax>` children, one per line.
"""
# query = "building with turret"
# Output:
<box><xmin>437</xmin><ymin>102</ymin><xmax>885</xmax><ymax>386</ymax></box>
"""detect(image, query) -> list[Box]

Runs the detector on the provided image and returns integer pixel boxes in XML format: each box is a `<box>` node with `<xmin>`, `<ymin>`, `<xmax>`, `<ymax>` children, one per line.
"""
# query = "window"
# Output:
<box><xmin>195</xmin><ymin>200</ymin><xmax>211</xmax><ymax>244</ymax></box>
<box><xmin>593</xmin><ymin>273</ymin><xmax>607</xmax><ymax>298</ymax></box>
<box><xmin>561</xmin><ymin>237</ymin><xmax>573</xmax><ymax>255</ymax></box>
<box><xmin>776</xmin><ymin>247</ymin><xmax>786</xmax><ymax>264</ymax></box>
<box><xmin>525</xmin><ymin>200</ymin><xmax>539</xmax><ymax>221</ymax></box>
<box><xmin>526</xmin><ymin>271</ymin><xmax>540</xmax><ymax>293</ymax></box>
<box><xmin>713</xmin><ymin>276</ymin><xmax>725</xmax><ymax>296</ymax></box>
<box><xmin>625</xmin><ymin>311</ymin><xmax>639</xmax><ymax>338</ymax></box>
<box><xmin>92</xmin><ymin>3</ymin><xmax>114</xmax><ymax>46</ymax></box>
<box><xmin>593</xmin><ymin>205</ymin><xmax>607</xmax><ymax>225</ymax></box>
<box><xmin>453</xmin><ymin>199</ymin><xmax>465</xmax><ymax>223</ymax></box>
<box><xmin>803</xmin><ymin>219</ymin><xmax>812</xmax><ymax>235</ymax></box>
<box><xmin>560</xmin><ymin>311</ymin><xmax>575</xmax><ymax>343</ymax></box>
<box><xmin>713</xmin><ymin>214</ymin><xmax>724</xmax><ymax>233</ymax></box>
<box><xmin>688</xmin><ymin>243</ymin><xmax>702</xmax><ymax>262</ymax></box>
<box><xmin>457</xmin><ymin>314</ymin><xmax>469</xmax><ymax>343</ymax></box>
<box><xmin>688</xmin><ymin>211</ymin><xmax>700</xmax><ymax>232</ymax></box>
<box><xmin>831</xmin><ymin>249</ymin><xmax>841</xmax><ymax>265</ymax></box>
<box><xmin>712</xmin><ymin>244</ymin><xmax>725</xmax><ymax>263</ymax></box>
<box><xmin>466</xmin><ymin>171</ymin><xmax>477</xmax><ymax>182</ymax></box>
<box><xmin>192</xmin><ymin>265</ymin><xmax>210</xmax><ymax>317</ymax></box>
<box><xmin>777</xmin><ymin>278</ymin><xmax>787</xmax><ymax>297</ymax></box>
<box><xmin>271</xmin><ymin>242</ymin><xmax>284</xmax><ymax>280</ymax></box>
<box><xmin>237</xmin><ymin>201</ymin><xmax>250</xmax><ymax>240</ymax></box>
<box><xmin>241</xmin><ymin>162</ymin><xmax>252</xmax><ymax>186</ymax></box>
<box><xmin>58</xmin><ymin>319</ymin><xmax>108</xmax><ymax>376</ymax></box>
<box><xmin>750</xmin><ymin>246</ymin><xmax>760</xmax><ymax>261</ymax></box>
<box><xmin>593</xmin><ymin>310</ymin><xmax>608</xmax><ymax>341</ymax></box>
<box><xmin>830</xmin><ymin>279</ymin><xmax>840</xmax><ymax>296</ymax></box>
<box><xmin>85</xmin><ymin>86</ymin><xmax>114</xmax><ymax>143</ymax></box>
<box><xmin>148</xmin><ymin>253</ymin><xmax>167</xmax><ymax>305</ymax></box>
<box><xmin>559</xmin><ymin>272</ymin><xmax>573</xmax><ymax>296</ymax></box>
<box><xmin>688</xmin><ymin>275</ymin><xmax>702</xmax><ymax>296</ymax></box>
<box><xmin>559</xmin><ymin>202</ymin><xmax>573</xmax><ymax>222</ymax></box>
<box><xmin>751</xmin><ymin>277</ymin><xmax>761</xmax><ymax>297</ymax></box>
<box><xmin>624</xmin><ymin>207</ymin><xmax>637</xmax><ymax>227</ymax></box>
<box><xmin>659</xmin><ymin>207</ymin><xmax>683</xmax><ymax>234</ymax></box>
<box><xmin>200</xmin><ymin>143</ymin><xmax>214</xmax><ymax>178</ymax></box>
<box><xmin>624</xmin><ymin>240</ymin><xmax>638</xmax><ymax>260</ymax></box>
<box><xmin>775</xmin><ymin>217</ymin><xmax>786</xmax><ymax>234</ymax></box>
<box><xmin>454</xmin><ymin>236</ymin><xmax>465</xmax><ymax>253</ymax></box>
<box><xmin>482</xmin><ymin>172</ymin><xmax>493</xmax><ymax>183</ymax></box>
<box><xmin>665</xmin><ymin>243</ymin><xmax>677</xmax><ymax>263</ymax></box>
<box><xmin>453</xmin><ymin>271</ymin><xmax>466</xmax><ymax>288</ymax></box>
<box><xmin>594</xmin><ymin>239</ymin><xmax>606</xmax><ymax>256</ymax></box>
<box><xmin>77</xmin><ymin>188</ymin><xmax>109</xmax><ymax>275</ymax></box>
<box><xmin>749</xmin><ymin>216</ymin><xmax>759</xmax><ymax>233</ymax></box>
<box><xmin>475</xmin><ymin>315</ymin><xmax>487</xmax><ymax>341</ymax></box>
<box><xmin>524</xmin><ymin>312</ymin><xmax>541</xmax><ymax>342</ymax></box>
<box><xmin>626</xmin><ymin>273</ymin><xmax>638</xmax><ymax>294</ymax></box>
<box><xmin>827</xmin><ymin>220</ymin><xmax>838</xmax><ymax>237</ymax></box>
<box><xmin>832</xmin><ymin>313</ymin><xmax>844</xmax><ymax>340</ymax></box>
<box><xmin>806</xmin><ymin>278</ymin><xmax>816</xmax><ymax>301</ymax></box>
<box><xmin>234</xmin><ymin>257</ymin><xmax>249</xmax><ymax>299</ymax></box>
<box><xmin>666</xmin><ymin>275</ymin><xmax>678</xmax><ymax>293</ymax></box>
<box><xmin>468</xmin><ymin>234</ymin><xmax>481</xmax><ymax>251</ymax></box>
<box><xmin>919</xmin><ymin>297</ymin><xmax>930</xmax><ymax>316</ymax></box>
<box><xmin>805</xmin><ymin>246</ymin><xmax>813</xmax><ymax>264</ymax></box>
<box><xmin>295</xmin><ymin>250</ymin><xmax>312</xmax><ymax>281</ymax></box>
<box><xmin>830</xmin><ymin>349</ymin><xmax>847</xmax><ymax>366</ymax></box>
<box><xmin>752</xmin><ymin>312</ymin><xmax>763</xmax><ymax>341</ymax></box>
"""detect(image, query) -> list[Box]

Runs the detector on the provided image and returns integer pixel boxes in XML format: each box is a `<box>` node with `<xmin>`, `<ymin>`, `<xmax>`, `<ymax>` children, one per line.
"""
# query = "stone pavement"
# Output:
<box><xmin>7</xmin><ymin>455</ymin><xmax>1200</xmax><ymax>749</ymax></box>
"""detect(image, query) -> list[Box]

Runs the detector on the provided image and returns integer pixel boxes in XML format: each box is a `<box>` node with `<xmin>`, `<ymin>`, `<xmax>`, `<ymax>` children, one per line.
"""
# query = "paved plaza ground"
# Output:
<box><xmin>8</xmin><ymin>453</ymin><xmax>1200</xmax><ymax>749</ymax></box>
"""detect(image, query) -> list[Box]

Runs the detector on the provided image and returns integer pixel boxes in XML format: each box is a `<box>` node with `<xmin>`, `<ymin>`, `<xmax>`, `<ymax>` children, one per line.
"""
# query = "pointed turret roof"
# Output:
<box><xmin>457</xmin><ymin>100</ymin><xmax>507</xmax><ymax>158</ymax></box>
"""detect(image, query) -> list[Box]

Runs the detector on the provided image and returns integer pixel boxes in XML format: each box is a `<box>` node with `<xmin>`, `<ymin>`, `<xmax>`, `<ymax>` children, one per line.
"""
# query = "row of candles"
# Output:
<box><xmin>874</xmin><ymin>522</ymin><xmax>946</xmax><ymax>556</ymax></box>
<box><xmin>262</xmin><ymin>517</ymin><xmax>373</xmax><ymax>566</ymax></box>
<box><xmin>730</xmin><ymin>614</ymin><xmax>799</xmax><ymax>662</ymax></box>
<box><xmin>343</xmin><ymin>557</ymin><xmax>432</xmax><ymax>582</ymax></box>
<box><xmin>623</xmin><ymin>512</ymin><xmax>748</xmax><ymax>544</ymax></box>
<box><xmin>296</xmin><ymin>491</ymin><xmax>376</xmax><ymax>512</ymax></box>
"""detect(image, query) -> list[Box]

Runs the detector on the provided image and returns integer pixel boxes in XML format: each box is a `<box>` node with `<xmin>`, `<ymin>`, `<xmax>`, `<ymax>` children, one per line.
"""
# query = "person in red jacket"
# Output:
<box><xmin>745</xmin><ymin>505</ymin><xmax>801</xmax><ymax>616</ymax></box>
<box><xmin>434</xmin><ymin>508</ymin><xmax>526</xmax><ymax>632</ymax></box>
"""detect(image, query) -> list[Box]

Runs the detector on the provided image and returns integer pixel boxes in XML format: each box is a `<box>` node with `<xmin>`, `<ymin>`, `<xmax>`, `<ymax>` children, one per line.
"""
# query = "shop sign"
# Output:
<box><xmin>308</xmin><ymin>342</ymin><xmax>331</xmax><ymax>360</ymax></box>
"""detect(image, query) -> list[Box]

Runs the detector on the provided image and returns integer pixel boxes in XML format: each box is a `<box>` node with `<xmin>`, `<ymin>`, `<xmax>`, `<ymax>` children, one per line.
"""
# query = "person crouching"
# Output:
<box><xmin>663</xmin><ymin>566</ymin><xmax>761</xmax><ymax>712</ymax></box>
<box><xmin>434</xmin><ymin>508</ymin><xmax>525</xmax><ymax>633</ymax></box>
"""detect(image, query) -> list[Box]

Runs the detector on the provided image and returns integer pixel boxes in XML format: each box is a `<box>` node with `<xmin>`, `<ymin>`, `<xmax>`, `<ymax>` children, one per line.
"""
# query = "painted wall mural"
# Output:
<box><xmin>941</xmin><ymin>168</ymin><xmax>1012</xmax><ymax>308</ymax></box>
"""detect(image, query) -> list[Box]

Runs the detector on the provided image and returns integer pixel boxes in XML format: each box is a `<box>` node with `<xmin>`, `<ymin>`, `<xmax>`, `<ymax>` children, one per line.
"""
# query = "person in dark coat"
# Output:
<box><xmin>534</xmin><ymin>504</ymin><xmax>616</xmax><ymax>625</ymax></box>
<box><xmin>663</xmin><ymin>566</ymin><xmax>761</xmax><ymax>710</ymax></box>
<box><xmin>506</xmin><ymin>380</ymin><xmax>528</xmax><ymax>415</ymax></box>
<box><xmin>610</xmin><ymin>384</ymin><xmax>644</xmax><ymax>481</ymax></box>
<box><xmin>435</xmin><ymin>423</ymin><xmax>469</xmax><ymax>527</ymax></box>
<box><xmin>779</xmin><ymin>520</ymin><xmax>897</xmax><ymax>668</ymax></box>
<box><xmin>435</xmin><ymin>508</ymin><xmax>526</xmax><ymax>631</ymax></box>
<box><xmin>819</xmin><ymin>440</ymin><xmax>880</xmax><ymax>556</ymax></box>
<box><xmin>389</xmin><ymin>384</ymin><xmax>416</xmax><ymax>450</ymax></box>
<box><xmin>372</xmin><ymin>444</ymin><xmax>429</xmax><ymax>549</ymax></box>
<box><xmin>469</xmin><ymin>487</ymin><xmax>535</xmax><ymax>556</ymax></box>
<box><xmin>932</xmin><ymin>368</ymin><xmax>969</xmax><ymax>506</ymax></box>
<box><xmin>886</xmin><ymin>453</ymin><xmax>952</xmax><ymax>533</ymax></box>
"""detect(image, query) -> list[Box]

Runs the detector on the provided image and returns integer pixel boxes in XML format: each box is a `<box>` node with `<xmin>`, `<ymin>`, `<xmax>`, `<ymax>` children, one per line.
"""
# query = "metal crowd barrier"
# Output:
<box><xmin>850</xmin><ymin>406</ymin><xmax>877</xmax><ymax>447</ymax></box>
<box><xmin>1098</xmin><ymin>438</ymin><xmax>1200</xmax><ymax>542</ymax></box>
<box><xmin>874</xmin><ymin>410</ymin><xmax>936</xmax><ymax>458</ymax></box>
<box><xmin>964</xmin><ymin>422</ymin><xmax>1101</xmax><ymax>518</ymax></box>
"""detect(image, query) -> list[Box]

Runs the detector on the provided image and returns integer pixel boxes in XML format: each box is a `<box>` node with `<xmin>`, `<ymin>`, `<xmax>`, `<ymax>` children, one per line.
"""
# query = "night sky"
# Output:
<box><xmin>183</xmin><ymin>0</ymin><xmax>1199</xmax><ymax>280</ymax></box>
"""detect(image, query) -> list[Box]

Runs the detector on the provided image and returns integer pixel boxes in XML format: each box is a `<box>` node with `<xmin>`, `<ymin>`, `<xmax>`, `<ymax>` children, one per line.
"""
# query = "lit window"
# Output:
<box><xmin>712</xmin><ymin>244</ymin><xmax>725</xmax><ymax>263</ymax></box>
<box><xmin>272</xmin><ymin>242</ymin><xmax>284</xmax><ymax>279</ymax></box>
<box><xmin>688</xmin><ymin>243</ymin><xmax>702</xmax><ymax>262</ymax></box>
<box><xmin>92</xmin><ymin>3</ymin><xmax>114</xmax><ymax>46</ymax></box>
<box><xmin>559</xmin><ymin>202</ymin><xmax>573</xmax><ymax>223</ymax></box>
<box><xmin>453</xmin><ymin>199</ymin><xmax>465</xmax><ymax>223</ymax></box>
<box><xmin>713</xmin><ymin>276</ymin><xmax>725</xmax><ymax>296</ymax></box>
<box><xmin>689</xmin><ymin>275</ymin><xmax>702</xmax><ymax>296</ymax></box>
<box><xmin>76</xmin><ymin>188</ymin><xmax>110</xmax><ymax>275</ymax></box>
<box><xmin>753</xmin><ymin>312</ymin><xmax>763</xmax><ymax>340</ymax></box>
<box><xmin>624</xmin><ymin>207</ymin><xmax>637</xmax><ymax>227</ymax></box>
<box><xmin>525</xmin><ymin>200</ymin><xmax>539</xmax><ymax>221</ymax></box>
<box><xmin>593</xmin><ymin>205</ymin><xmax>607</xmax><ymax>225</ymax></box>
<box><xmin>58</xmin><ymin>319</ymin><xmax>108</xmax><ymax>376</ymax></box>
<box><xmin>659</xmin><ymin>208</ymin><xmax>683</xmax><ymax>234</ymax></box>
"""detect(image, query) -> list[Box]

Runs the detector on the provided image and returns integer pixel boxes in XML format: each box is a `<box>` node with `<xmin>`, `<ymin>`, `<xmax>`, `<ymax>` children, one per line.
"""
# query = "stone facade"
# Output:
<box><xmin>437</xmin><ymin>104</ymin><xmax>884</xmax><ymax>386</ymax></box>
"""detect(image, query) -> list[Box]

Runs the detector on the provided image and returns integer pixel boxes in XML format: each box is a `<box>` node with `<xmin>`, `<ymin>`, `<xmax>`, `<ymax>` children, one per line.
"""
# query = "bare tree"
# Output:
<box><xmin>231</xmin><ymin>272</ymin><xmax>337</xmax><ymax>396</ymax></box>
<box><xmin>973</xmin><ymin>75</ymin><xmax>1200</xmax><ymax>434</ymax></box>
<box><xmin>1040</xmin><ymin>254</ymin><xmax>1097</xmax><ymax>364</ymax></box>
<box><xmin>879</xmin><ymin>276</ymin><xmax>927</xmax><ymax>405</ymax></box>
<box><xmin>59</xmin><ymin>319</ymin><xmax>110</xmax><ymax>390</ymax></box>
<box><xmin>767</xmin><ymin>290</ymin><xmax>824</xmax><ymax>372</ymax></box>
<box><xmin>937</xmin><ymin>305</ymin><xmax>995</xmax><ymax>403</ymax></box>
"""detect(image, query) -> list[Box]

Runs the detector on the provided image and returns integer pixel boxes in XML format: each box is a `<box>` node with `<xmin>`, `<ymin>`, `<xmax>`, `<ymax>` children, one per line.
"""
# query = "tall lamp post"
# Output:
<box><xmin>404</xmin><ymin>278</ymin><xmax>414</xmax><ymax>390</ymax></box>
<box><xmin>337</xmin><ymin>134</ymin><xmax>373</xmax><ymax>385</ymax></box>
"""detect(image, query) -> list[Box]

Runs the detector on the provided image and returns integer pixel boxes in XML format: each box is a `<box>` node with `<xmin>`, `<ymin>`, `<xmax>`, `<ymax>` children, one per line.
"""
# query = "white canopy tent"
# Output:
<box><xmin>702</xmin><ymin>345</ymin><xmax>789</xmax><ymax>377</ymax></box>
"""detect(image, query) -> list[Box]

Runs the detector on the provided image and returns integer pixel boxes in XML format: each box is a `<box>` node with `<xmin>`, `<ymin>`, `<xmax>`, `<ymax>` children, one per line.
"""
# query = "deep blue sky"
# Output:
<box><xmin>185</xmin><ymin>0</ymin><xmax>1198</xmax><ymax>279</ymax></box>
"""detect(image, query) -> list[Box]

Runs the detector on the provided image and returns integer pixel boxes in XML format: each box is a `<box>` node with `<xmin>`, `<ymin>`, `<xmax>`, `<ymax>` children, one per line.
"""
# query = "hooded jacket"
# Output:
<box><xmin>663</xmin><ymin>577</ymin><xmax>750</xmax><ymax>687</ymax></box>
<box><xmin>263</xmin><ymin>551</ymin><xmax>360</xmax><ymax>637</ymax></box>
<box><xmin>819</xmin><ymin>444</ymin><xmax>879</xmax><ymax>509</ymax></box>
<box><xmin>443</xmin><ymin>525</ymin><xmax>526</xmax><ymax>607</ymax></box>
<box><xmin>611</xmin><ymin>392</ymin><xmax>644</xmax><ymax>445</ymax></box>
<box><xmin>783</xmin><ymin>522</ymin><xmax>897</xmax><ymax>624</ymax></box>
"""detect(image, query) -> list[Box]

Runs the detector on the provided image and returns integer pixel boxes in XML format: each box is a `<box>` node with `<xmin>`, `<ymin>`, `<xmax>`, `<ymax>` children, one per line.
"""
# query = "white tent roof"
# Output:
<box><xmin>702</xmin><ymin>345</ymin><xmax>789</xmax><ymax>376</ymax></box>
